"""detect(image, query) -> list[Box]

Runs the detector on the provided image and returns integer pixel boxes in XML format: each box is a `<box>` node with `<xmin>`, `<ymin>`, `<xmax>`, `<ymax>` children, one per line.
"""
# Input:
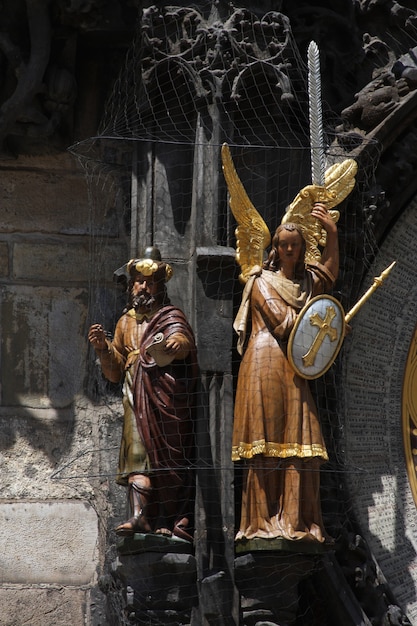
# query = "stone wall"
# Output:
<box><xmin>0</xmin><ymin>152</ymin><xmax>127</xmax><ymax>625</ymax></box>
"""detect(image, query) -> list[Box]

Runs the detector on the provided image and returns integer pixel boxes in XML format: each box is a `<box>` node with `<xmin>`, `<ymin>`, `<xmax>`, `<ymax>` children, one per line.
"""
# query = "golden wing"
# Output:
<box><xmin>222</xmin><ymin>143</ymin><xmax>271</xmax><ymax>283</ymax></box>
<box><xmin>282</xmin><ymin>158</ymin><xmax>357</xmax><ymax>263</ymax></box>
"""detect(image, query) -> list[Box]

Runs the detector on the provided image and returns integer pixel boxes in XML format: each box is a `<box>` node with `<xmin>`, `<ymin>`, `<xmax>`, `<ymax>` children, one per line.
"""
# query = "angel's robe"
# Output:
<box><xmin>232</xmin><ymin>262</ymin><xmax>335</xmax><ymax>542</ymax></box>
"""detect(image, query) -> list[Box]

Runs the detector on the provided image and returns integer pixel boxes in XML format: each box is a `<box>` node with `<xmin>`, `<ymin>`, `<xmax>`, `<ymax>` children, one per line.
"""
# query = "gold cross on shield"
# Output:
<box><xmin>302</xmin><ymin>305</ymin><xmax>339</xmax><ymax>367</ymax></box>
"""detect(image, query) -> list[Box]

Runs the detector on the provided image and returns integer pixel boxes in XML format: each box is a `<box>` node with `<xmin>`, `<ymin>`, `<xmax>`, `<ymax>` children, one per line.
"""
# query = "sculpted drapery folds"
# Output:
<box><xmin>232</xmin><ymin>249</ymin><xmax>336</xmax><ymax>542</ymax></box>
<box><xmin>88</xmin><ymin>249</ymin><xmax>198</xmax><ymax>542</ymax></box>
<box><xmin>222</xmin><ymin>143</ymin><xmax>356</xmax><ymax>543</ymax></box>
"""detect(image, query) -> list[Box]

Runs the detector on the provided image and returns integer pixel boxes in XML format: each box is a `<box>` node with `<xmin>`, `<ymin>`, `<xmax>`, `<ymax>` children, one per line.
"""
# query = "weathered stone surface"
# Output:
<box><xmin>1</xmin><ymin>286</ymin><xmax>88</xmax><ymax>407</ymax></box>
<box><xmin>0</xmin><ymin>153</ymin><xmax>120</xmax><ymax>236</ymax></box>
<box><xmin>12</xmin><ymin>241</ymin><xmax>126</xmax><ymax>283</ymax></box>
<box><xmin>0</xmin><ymin>170</ymin><xmax>90</xmax><ymax>236</ymax></box>
<box><xmin>13</xmin><ymin>242</ymin><xmax>90</xmax><ymax>282</ymax></box>
<box><xmin>0</xmin><ymin>241</ymin><xmax>9</xmax><ymax>278</ymax></box>
<box><xmin>0</xmin><ymin>501</ymin><xmax>98</xmax><ymax>585</ymax></box>
<box><xmin>0</xmin><ymin>150</ymin><xmax>125</xmax><ymax>239</ymax></box>
<box><xmin>0</xmin><ymin>400</ymin><xmax>101</xmax><ymax>501</ymax></box>
<box><xmin>0</xmin><ymin>587</ymin><xmax>87</xmax><ymax>626</ymax></box>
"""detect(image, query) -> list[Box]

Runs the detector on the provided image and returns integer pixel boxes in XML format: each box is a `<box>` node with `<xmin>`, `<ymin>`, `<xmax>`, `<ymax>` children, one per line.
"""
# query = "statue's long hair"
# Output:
<box><xmin>263</xmin><ymin>222</ymin><xmax>306</xmax><ymax>277</ymax></box>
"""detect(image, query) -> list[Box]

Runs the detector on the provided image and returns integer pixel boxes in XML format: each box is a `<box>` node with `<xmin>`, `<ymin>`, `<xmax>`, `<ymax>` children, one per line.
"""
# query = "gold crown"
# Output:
<box><xmin>127</xmin><ymin>258</ymin><xmax>173</xmax><ymax>282</ymax></box>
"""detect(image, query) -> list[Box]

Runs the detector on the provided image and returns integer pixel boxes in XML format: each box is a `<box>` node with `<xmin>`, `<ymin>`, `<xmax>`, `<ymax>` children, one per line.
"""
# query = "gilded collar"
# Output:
<box><xmin>126</xmin><ymin>308</ymin><xmax>158</xmax><ymax>322</ymax></box>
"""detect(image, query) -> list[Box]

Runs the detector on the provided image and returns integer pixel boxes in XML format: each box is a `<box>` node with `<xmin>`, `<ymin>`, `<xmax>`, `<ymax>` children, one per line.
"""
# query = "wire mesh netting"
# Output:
<box><xmin>63</xmin><ymin>5</ymin><xmax>392</xmax><ymax>624</ymax></box>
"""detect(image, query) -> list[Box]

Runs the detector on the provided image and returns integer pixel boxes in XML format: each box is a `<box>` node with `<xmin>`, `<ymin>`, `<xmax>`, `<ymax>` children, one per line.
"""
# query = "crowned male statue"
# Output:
<box><xmin>88</xmin><ymin>247</ymin><xmax>198</xmax><ymax>541</ymax></box>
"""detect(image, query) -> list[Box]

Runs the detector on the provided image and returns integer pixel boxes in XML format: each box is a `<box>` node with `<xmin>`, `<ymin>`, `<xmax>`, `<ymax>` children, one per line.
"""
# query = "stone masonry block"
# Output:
<box><xmin>0</xmin><ymin>587</ymin><xmax>87</xmax><ymax>626</ymax></box>
<box><xmin>0</xmin><ymin>163</ymin><xmax>119</xmax><ymax>236</ymax></box>
<box><xmin>0</xmin><ymin>500</ymin><xmax>98</xmax><ymax>585</ymax></box>
<box><xmin>12</xmin><ymin>241</ymin><xmax>126</xmax><ymax>283</ymax></box>
<box><xmin>1</xmin><ymin>285</ymin><xmax>88</xmax><ymax>407</ymax></box>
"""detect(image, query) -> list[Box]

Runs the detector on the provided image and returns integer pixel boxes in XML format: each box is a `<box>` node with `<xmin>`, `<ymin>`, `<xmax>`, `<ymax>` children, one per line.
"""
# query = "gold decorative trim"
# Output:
<box><xmin>126</xmin><ymin>308</ymin><xmax>157</xmax><ymax>321</ymax></box>
<box><xmin>232</xmin><ymin>439</ymin><xmax>328</xmax><ymax>462</ymax></box>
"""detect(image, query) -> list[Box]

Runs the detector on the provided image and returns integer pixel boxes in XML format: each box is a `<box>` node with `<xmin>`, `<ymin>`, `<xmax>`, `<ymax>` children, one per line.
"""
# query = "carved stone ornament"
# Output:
<box><xmin>135</xmin><ymin>5</ymin><xmax>302</xmax><ymax>139</ymax></box>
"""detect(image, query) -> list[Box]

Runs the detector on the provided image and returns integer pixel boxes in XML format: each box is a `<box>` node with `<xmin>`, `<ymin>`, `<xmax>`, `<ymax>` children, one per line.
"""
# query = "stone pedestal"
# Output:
<box><xmin>234</xmin><ymin>540</ymin><xmax>326</xmax><ymax>626</ymax></box>
<box><xmin>113</xmin><ymin>534</ymin><xmax>197</xmax><ymax>624</ymax></box>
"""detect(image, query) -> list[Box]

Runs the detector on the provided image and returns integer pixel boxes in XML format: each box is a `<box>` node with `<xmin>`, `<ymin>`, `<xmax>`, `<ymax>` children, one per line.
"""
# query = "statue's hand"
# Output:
<box><xmin>165</xmin><ymin>333</ymin><xmax>190</xmax><ymax>360</ymax></box>
<box><xmin>165</xmin><ymin>336</ymin><xmax>183</xmax><ymax>354</ymax></box>
<box><xmin>88</xmin><ymin>324</ymin><xmax>107</xmax><ymax>350</ymax></box>
<box><xmin>311</xmin><ymin>202</ymin><xmax>337</xmax><ymax>234</ymax></box>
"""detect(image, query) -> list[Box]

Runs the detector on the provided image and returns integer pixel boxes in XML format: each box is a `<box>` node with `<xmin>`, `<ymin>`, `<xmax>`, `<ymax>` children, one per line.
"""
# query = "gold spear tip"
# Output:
<box><xmin>376</xmin><ymin>260</ymin><xmax>396</xmax><ymax>284</ymax></box>
<box><xmin>381</xmin><ymin>260</ymin><xmax>396</xmax><ymax>276</ymax></box>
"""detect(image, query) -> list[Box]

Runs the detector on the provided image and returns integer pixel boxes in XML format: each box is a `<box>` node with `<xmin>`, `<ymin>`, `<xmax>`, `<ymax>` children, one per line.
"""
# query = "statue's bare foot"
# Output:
<box><xmin>115</xmin><ymin>514</ymin><xmax>151</xmax><ymax>536</ymax></box>
<box><xmin>155</xmin><ymin>528</ymin><xmax>172</xmax><ymax>537</ymax></box>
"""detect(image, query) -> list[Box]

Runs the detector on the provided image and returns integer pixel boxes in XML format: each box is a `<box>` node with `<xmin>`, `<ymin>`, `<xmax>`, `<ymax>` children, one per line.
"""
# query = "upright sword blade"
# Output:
<box><xmin>307</xmin><ymin>41</ymin><xmax>325</xmax><ymax>186</ymax></box>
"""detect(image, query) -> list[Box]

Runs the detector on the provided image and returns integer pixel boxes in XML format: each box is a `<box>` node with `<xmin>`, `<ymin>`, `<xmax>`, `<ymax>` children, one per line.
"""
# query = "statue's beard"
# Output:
<box><xmin>132</xmin><ymin>292</ymin><xmax>156</xmax><ymax>311</ymax></box>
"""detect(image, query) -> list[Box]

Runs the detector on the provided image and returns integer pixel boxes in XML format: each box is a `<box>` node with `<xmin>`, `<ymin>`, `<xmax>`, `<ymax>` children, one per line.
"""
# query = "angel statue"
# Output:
<box><xmin>222</xmin><ymin>143</ymin><xmax>357</xmax><ymax>544</ymax></box>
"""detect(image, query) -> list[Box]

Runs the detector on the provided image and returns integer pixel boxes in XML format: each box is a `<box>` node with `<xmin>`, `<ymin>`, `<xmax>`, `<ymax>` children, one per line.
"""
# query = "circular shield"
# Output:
<box><xmin>288</xmin><ymin>294</ymin><xmax>345</xmax><ymax>380</ymax></box>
